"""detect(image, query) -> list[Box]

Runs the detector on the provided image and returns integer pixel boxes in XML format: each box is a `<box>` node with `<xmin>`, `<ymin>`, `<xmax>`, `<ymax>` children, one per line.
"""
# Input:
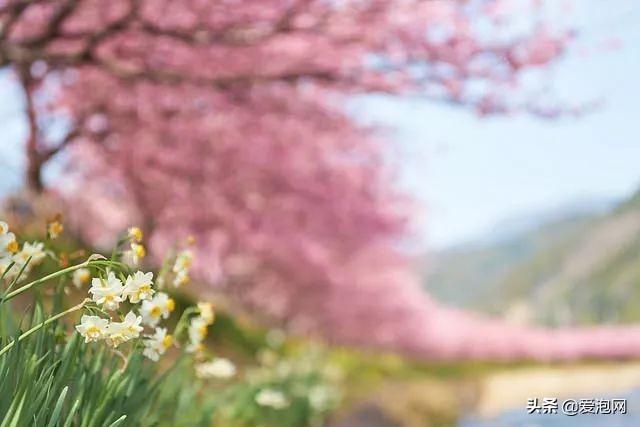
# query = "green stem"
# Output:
<box><xmin>2</xmin><ymin>255</ymin><xmax>33</xmax><ymax>299</ymax></box>
<box><xmin>0</xmin><ymin>299</ymin><xmax>88</xmax><ymax>358</ymax></box>
<box><xmin>0</xmin><ymin>261</ymin><xmax>16</xmax><ymax>282</ymax></box>
<box><xmin>173</xmin><ymin>307</ymin><xmax>198</xmax><ymax>340</ymax></box>
<box><xmin>1</xmin><ymin>259</ymin><xmax>122</xmax><ymax>304</ymax></box>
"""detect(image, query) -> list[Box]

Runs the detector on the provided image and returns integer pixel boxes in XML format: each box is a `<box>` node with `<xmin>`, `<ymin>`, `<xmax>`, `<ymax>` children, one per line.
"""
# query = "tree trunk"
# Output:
<box><xmin>25</xmin><ymin>149</ymin><xmax>43</xmax><ymax>193</ymax></box>
<box><xmin>17</xmin><ymin>64</ymin><xmax>44</xmax><ymax>193</ymax></box>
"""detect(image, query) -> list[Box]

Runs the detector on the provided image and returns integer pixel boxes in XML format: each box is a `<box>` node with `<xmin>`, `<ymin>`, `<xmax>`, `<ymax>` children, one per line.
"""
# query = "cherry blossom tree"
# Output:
<box><xmin>0</xmin><ymin>0</ymin><xmax>586</xmax><ymax>358</ymax></box>
<box><xmin>1</xmin><ymin>0</ymin><xmax>571</xmax><ymax>189</ymax></box>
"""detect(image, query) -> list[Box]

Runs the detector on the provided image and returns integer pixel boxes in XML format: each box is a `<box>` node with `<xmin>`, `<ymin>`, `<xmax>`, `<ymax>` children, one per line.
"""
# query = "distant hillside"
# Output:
<box><xmin>421</xmin><ymin>194</ymin><xmax>640</xmax><ymax>327</ymax></box>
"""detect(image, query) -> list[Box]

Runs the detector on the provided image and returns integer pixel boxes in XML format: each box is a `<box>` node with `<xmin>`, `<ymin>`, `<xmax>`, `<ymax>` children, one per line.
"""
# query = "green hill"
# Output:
<box><xmin>422</xmin><ymin>193</ymin><xmax>640</xmax><ymax>327</ymax></box>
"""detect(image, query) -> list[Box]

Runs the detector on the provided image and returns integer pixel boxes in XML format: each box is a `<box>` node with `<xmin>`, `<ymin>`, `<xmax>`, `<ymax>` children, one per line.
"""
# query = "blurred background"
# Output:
<box><xmin>1</xmin><ymin>0</ymin><xmax>640</xmax><ymax>425</ymax></box>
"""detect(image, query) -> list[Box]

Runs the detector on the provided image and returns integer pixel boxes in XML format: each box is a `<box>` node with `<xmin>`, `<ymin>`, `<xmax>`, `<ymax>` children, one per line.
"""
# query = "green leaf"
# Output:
<box><xmin>46</xmin><ymin>385</ymin><xmax>69</xmax><ymax>427</ymax></box>
<box><xmin>107</xmin><ymin>415</ymin><xmax>127</xmax><ymax>427</ymax></box>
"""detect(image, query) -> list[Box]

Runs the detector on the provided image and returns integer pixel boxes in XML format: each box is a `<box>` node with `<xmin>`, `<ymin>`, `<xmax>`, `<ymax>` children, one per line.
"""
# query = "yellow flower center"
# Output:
<box><xmin>162</xmin><ymin>335</ymin><xmax>173</xmax><ymax>349</ymax></box>
<box><xmin>128</xmin><ymin>227</ymin><xmax>143</xmax><ymax>242</ymax></box>
<box><xmin>166</xmin><ymin>298</ymin><xmax>176</xmax><ymax>312</ymax></box>
<box><xmin>198</xmin><ymin>325</ymin><xmax>208</xmax><ymax>339</ymax></box>
<box><xmin>7</xmin><ymin>240</ymin><xmax>18</xmax><ymax>253</ymax></box>
<box><xmin>86</xmin><ymin>326</ymin><xmax>101</xmax><ymax>337</ymax></box>
<box><xmin>109</xmin><ymin>333</ymin><xmax>125</xmax><ymax>347</ymax></box>
<box><xmin>48</xmin><ymin>221</ymin><xmax>63</xmax><ymax>237</ymax></box>
<box><xmin>133</xmin><ymin>244</ymin><xmax>146</xmax><ymax>259</ymax></box>
<box><xmin>150</xmin><ymin>306</ymin><xmax>162</xmax><ymax>318</ymax></box>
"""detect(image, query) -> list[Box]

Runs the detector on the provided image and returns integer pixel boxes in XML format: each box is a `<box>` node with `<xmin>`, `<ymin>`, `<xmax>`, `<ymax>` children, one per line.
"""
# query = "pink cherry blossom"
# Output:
<box><xmin>3</xmin><ymin>0</ymin><xmax>619</xmax><ymax>361</ymax></box>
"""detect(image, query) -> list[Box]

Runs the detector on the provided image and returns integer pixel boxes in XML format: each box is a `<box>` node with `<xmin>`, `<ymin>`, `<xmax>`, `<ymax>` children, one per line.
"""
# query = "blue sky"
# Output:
<box><xmin>1</xmin><ymin>0</ymin><xmax>639</xmax><ymax>249</ymax></box>
<box><xmin>0</xmin><ymin>67</ymin><xmax>28</xmax><ymax>196</ymax></box>
<box><xmin>355</xmin><ymin>0</ymin><xmax>640</xmax><ymax>248</ymax></box>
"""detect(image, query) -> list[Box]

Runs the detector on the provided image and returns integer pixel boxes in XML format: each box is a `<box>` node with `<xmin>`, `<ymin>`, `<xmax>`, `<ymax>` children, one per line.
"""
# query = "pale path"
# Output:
<box><xmin>474</xmin><ymin>362</ymin><xmax>640</xmax><ymax>417</ymax></box>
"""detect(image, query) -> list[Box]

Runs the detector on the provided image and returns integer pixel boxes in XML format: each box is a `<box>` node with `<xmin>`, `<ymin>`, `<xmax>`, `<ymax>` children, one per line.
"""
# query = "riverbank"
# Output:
<box><xmin>330</xmin><ymin>358</ymin><xmax>640</xmax><ymax>426</ymax></box>
<box><xmin>474</xmin><ymin>361</ymin><xmax>640</xmax><ymax>418</ymax></box>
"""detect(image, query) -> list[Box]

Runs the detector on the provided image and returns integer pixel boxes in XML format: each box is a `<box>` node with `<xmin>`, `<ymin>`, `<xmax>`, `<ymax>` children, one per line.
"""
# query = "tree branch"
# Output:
<box><xmin>41</xmin><ymin>127</ymin><xmax>79</xmax><ymax>162</ymax></box>
<box><xmin>16</xmin><ymin>0</ymin><xmax>78</xmax><ymax>47</ymax></box>
<box><xmin>16</xmin><ymin>64</ymin><xmax>44</xmax><ymax>191</ymax></box>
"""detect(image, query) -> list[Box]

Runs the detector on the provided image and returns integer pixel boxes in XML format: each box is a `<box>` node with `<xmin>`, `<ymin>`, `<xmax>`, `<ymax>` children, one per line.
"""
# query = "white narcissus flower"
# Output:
<box><xmin>123</xmin><ymin>242</ymin><xmax>146</xmax><ymax>267</ymax></box>
<box><xmin>13</xmin><ymin>241</ymin><xmax>46</xmax><ymax>269</ymax></box>
<box><xmin>185</xmin><ymin>341</ymin><xmax>204</xmax><ymax>354</ymax></box>
<box><xmin>105</xmin><ymin>321</ymin><xmax>127</xmax><ymax>347</ymax></box>
<box><xmin>172</xmin><ymin>250</ymin><xmax>192</xmax><ymax>288</ymax></box>
<box><xmin>123</xmin><ymin>271</ymin><xmax>154</xmax><ymax>303</ymax></box>
<box><xmin>0</xmin><ymin>222</ymin><xmax>17</xmax><ymax>278</ymax></box>
<box><xmin>173</xmin><ymin>270</ymin><xmax>190</xmax><ymax>288</ymax></box>
<box><xmin>127</xmin><ymin>226</ymin><xmax>143</xmax><ymax>243</ymax></box>
<box><xmin>126</xmin><ymin>243</ymin><xmax>146</xmax><ymax>266</ymax></box>
<box><xmin>0</xmin><ymin>256</ymin><xmax>14</xmax><ymax>279</ymax></box>
<box><xmin>0</xmin><ymin>221</ymin><xmax>18</xmax><ymax>279</ymax></box>
<box><xmin>121</xmin><ymin>311</ymin><xmax>143</xmax><ymax>339</ymax></box>
<box><xmin>188</xmin><ymin>316</ymin><xmax>208</xmax><ymax>343</ymax></box>
<box><xmin>172</xmin><ymin>250</ymin><xmax>192</xmax><ymax>273</ymax></box>
<box><xmin>47</xmin><ymin>220</ymin><xmax>63</xmax><ymax>239</ymax></box>
<box><xmin>106</xmin><ymin>311</ymin><xmax>143</xmax><ymax>347</ymax></box>
<box><xmin>255</xmin><ymin>389</ymin><xmax>289</xmax><ymax>409</ymax></box>
<box><xmin>0</xmin><ymin>231</ymin><xmax>18</xmax><ymax>256</ymax></box>
<box><xmin>185</xmin><ymin>316</ymin><xmax>208</xmax><ymax>354</ymax></box>
<box><xmin>72</xmin><ymin>268</ymin><xmax>91</xmax><ymax>288</ymax></box>
<box><xmin>197</xmin><ymin>302</ymin><xmax>215</xmax><ymax>325</ymax></box>
<box><xmin>195</xmin><ymin>358</ymin><xmax>236</xmax><ymax>379</ymax></box>
<box><xmin>142</xmin><ymin>327</ymin><xmax>173</xmax><ymax>361</ymax></box>
<box><xmin>140</xmin><ymin>292</ymin><xmax>175</xmax><ymax>327</ymax></box>
<box><xmin>76</xmin><ymin>315</ymin><xmax>109</xmax><ymax>343</ymax></box>
<box><xmin>89</xmin><ymin>272</ymin><xmax>124</xmax><ymax>311</ymax></box>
